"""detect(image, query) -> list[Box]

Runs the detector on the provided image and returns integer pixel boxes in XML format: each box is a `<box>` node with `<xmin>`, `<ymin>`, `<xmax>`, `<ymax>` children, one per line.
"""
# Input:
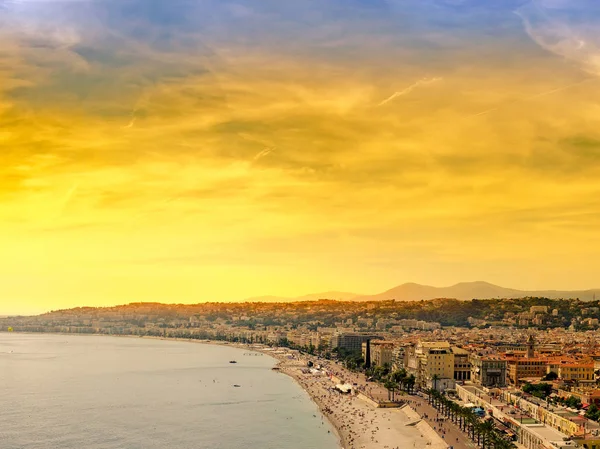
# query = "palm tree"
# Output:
<box><xmin>457</xmin><ymin>406</ymin><xmax>470</xmax><ymax>432</ymax></box>
<box><xmin>448</xmin><ymin>401</ymin><xmax>460</xmax><ymax>425</ymax></box>
<box><xmin>432</xmin><ymin>374</ymin><xmax>440</xmax><ymax>391</ymax></box>
<box><xmin>479</xmin><ymin>420</ymin><xmax>495</xmax><ymax>449</ymax></box>
<box><xmin>431</xmin><ymin>389</ymin><xmax>442</xmax><ymax>410</ymax></box>
<box><xmin>384</xmin><ymin>380</ymin><xmax>399</xmax><ymax>401</ymax></box>
<box><xmin>474</xmin><ymin>421</ymin><xmax>484</xmax><ymax>447</ymax></box>
<box><xmin>392</xmin><ymin>370</ymin><xmax>407</xmax><ymax>392</ymax></box>
<box><xmin>464</xmin><ymin>411</ymin><xmax>479</xmax><ymax>441</ymax></box>
<box><xmin>405</xmin><ymin>375</ymin><xmax>416</xmax><ymax>394</ymax></box>
<box><xmin>391</xmin><ymin>381</ymin><xmax>399</xmax><ymax>401</ymax></box>
<box><xmin>384</xmin><ymin>380</ymin><xmax>392</xmax><ymax>401</ymax></box>
<box><xmin>490</xmin><ymin>426</ymin><xmax>518</xmax><ymax>449</ymax></box>
<box><xmin>426</xmin><ymin>388</ymin><xmax>434</xmax><ymax>405</ymax></box>
<box><xmin>495</xmin><ymin>439</ymin><xmax>517</xmax><ymax>449</ymax></box>
<box><xmin>392</xmin><ymin>369</ymin><xmax>407</xmax><ymax>383</ymax></box>
<box><xmin>440</xmin><ymin>394</ymin><xmax>447</xmax><ymax>415</ymax></box>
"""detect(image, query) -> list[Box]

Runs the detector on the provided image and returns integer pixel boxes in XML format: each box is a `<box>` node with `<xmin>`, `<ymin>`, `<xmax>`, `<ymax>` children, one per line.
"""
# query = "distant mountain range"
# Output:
<box><xmin>244</xmin><ymin>281</ymin><xmax>600</xmax><ymax>303</ymax></box>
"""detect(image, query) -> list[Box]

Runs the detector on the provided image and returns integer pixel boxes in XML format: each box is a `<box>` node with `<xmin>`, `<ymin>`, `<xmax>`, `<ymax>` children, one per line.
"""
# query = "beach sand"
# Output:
<box><xmin>267</xmin><ymin>350</ymin><xmax>448</xmax><ymax>449</ymax></box>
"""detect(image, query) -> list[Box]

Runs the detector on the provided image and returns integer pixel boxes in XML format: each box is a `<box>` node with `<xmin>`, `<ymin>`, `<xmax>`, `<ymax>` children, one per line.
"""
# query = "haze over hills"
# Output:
<box><xmin>245</xmin><ymin>282</ymin><xmax>600</xmax><ymax>303</ymax></box>
<box><xmin>245</xmin><ymin>291</ymin><xmax>359</xmax><ymax>303</ymax></box>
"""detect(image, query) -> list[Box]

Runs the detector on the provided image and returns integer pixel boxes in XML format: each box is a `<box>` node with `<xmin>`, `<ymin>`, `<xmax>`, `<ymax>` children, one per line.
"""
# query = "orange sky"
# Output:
<box><xmin>2</xmin><ymin>0</ymin><xmax>600</xmax><ymax>315</ymax></box>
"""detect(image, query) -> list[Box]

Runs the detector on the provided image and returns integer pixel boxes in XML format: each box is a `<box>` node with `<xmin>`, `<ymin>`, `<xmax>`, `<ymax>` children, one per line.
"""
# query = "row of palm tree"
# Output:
<box><xmin>426</xmin><ymin>389</ymin><xmax>517</xmax><ymax>449</ymax></box>
<box><xmin>382</xmin><ymin>369</ymin><xmax>416</xmax><ymax>401</ymax></box>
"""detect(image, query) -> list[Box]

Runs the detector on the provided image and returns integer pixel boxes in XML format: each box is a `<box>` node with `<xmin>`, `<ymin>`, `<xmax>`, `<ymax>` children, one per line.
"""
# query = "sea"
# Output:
<box><xmin>0</xmin><ymin>333</ymin><xmax>340</xmax><ymax>449</ymax></box>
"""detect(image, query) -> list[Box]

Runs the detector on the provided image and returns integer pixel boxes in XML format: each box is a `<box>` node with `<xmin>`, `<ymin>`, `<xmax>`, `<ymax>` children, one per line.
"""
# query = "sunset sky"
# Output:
<box><xmin>2</xmin><ymin>0</ymin><xmax>600</xmax><ymax>315</ymax></box>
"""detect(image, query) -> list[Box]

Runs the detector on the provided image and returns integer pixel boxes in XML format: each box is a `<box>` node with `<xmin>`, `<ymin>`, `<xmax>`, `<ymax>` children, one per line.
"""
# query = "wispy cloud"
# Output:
<box><xmin>376</xmin><ymin>77</ymin><xmax>442</xmax><ymax>106</ymax></box>
<box><xmin>55</xmin><ymin>182</ymin><xmax>79</xmax><ymax>220</ymax></box>
<box><xmin>2</xmin><ymin>0</ymin><xmax>600</xmax><ymax>311</ymax></box>
<box><xmin>253</xmin><ymin>147</ymin><xmax>274</xmax><ymax>161</ymax></box>
<box><xmin>515</xmin><ymin>1</ymin><xmax>600</xmax><ymax>75</ymax></box>
<box><xmin>122</xmin><ymin>117</ymin><xmax>136</xmax><ymax>129</ymax></box>
<box><xmin>470</xmin><ymin>77</ymin><xmax>598</xmax><ymax>117</ymax></box>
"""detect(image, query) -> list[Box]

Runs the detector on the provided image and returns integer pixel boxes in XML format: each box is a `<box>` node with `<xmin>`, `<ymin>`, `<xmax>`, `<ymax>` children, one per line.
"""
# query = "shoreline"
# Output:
<box><xmin>269</xmin><ymin>353</ymin><xmax>348</xmax><ymax>449</ymax></box>
<box><xmin>2</xmin><ymin>332</ymin><xmax>443</xmax><ymax>449</ymax></box>
<box><xmin>279</xmin><ymin>362</ymin><xmax>346</xmax><ymax>449</ymax></box>
<box><xmin>253</xmin><ymin>346</ymin><xmax>442</xmax><ymax>449</ymax></box>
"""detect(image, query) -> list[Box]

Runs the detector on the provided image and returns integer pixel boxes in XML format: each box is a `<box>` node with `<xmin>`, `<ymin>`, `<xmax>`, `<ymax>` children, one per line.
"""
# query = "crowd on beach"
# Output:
<box><xmin>274</xmin><ymin>352</ymin><xmax>437</xmax><ymax>449</ymax></box>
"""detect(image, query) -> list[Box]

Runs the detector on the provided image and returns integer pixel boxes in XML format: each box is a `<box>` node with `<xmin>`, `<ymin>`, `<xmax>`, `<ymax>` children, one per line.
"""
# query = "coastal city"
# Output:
<box><xmin>2</xmin><ymin>0</ymin><xmax>600</xmax><ymax>448</ymax></box>
<box><xmin>4</xmin><ymin>297</ymin><xmax>600</xmax><ymax>449</ymax></box>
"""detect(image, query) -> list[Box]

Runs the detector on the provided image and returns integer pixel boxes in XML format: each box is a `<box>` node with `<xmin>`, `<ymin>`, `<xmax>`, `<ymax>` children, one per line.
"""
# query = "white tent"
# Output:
<box><xmin>335</xmin><ymin>383</ymin><xmax>353</xmax><ymax>394</ymax></box>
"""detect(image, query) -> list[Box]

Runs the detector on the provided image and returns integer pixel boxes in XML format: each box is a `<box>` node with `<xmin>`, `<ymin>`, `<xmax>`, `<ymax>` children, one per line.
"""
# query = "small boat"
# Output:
<box><xmin>233</xmin><ymin>384</ymin><xmax>241</xmax><ymax>388</ymax></box>
<box><xmin>229</xmin><ymin>360</ymin><xmax>237</xmax><ymax>364</ymax></box>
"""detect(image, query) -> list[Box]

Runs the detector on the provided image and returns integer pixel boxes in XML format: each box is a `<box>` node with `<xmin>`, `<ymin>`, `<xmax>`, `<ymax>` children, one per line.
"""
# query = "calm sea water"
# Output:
<box><xmin>0</xmin><ymin>334</ymin><xmax>339</xmax><ymax>449</ymax></box>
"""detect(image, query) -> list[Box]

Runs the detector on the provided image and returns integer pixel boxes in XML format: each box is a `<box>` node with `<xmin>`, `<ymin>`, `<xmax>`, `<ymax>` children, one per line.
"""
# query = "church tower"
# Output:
<box><xmin>526</xmin><ymin>334</ymin><xmax>535</xmax><ymax>358</ymax></box>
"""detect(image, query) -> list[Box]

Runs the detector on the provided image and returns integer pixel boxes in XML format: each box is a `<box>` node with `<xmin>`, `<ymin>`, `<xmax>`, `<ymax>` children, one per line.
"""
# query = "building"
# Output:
<box><xmin>504</xmin><ymin>335</ymin><xmax>547</xmax><ymax>385</ymax></box>
<box><xmin>457</xmin><ymin>384</ymin><xmax>585</xmax><ymax>449</ymax></box>
<box><xmin>331</xmin><ymin>333</ymin><xmax>382</xmax><ymax>353</ymax></box>
<box><xmin>547</xmin><ymin>361</ymin><xmax>595</xmax><ymax>383</ymax></box>
<box><xmin>407</xmin><ymin>341</ymin><xmax>455</xmax><ymax>391</ymax></box>
<box><xmin>583</xmin><ymin>318</ymin><xmax>599</xmax><ymax>328</ymax></box>
<box><xmin>500</xmin><ymin>389</ymin><xmax>583</xmax><ymax>437</ymax></box>
<box><xmin>392</xmin><ymin>344</ymin><xmax>408</xmax><ymax>371</ymax></box>
<box><xmin>506</xmin><ymin>357</ymin><xmax>548</xmax><ymax>385</ymax></box>
<box><xmin>557</xmin><ymin>388</ymin><xmax>600</xmax><ymax>407</ymax></box>
<box><xmin>470</xmin><ymin>354</ymin><xmax>507</xmax><ymax>387</ymax></box>
<box><xmin>530</xmin><ymin>306</ymin><xmax>549</xmax><ymax>314</ymax></box>
<box><xmin>520</xmin><ymin>424</ymin><xmax>580</xmax><ymax>449</ymax></box>
<box><xmin>362</xmin><ymin>340</ymin><xmax>394</xmax><ymax>367</ymax></box>
<box><xmin>582</xmin><ymin>307</ymin><xmax>600</xmax><ymax>316</ymax></box>
<box><xmin>267</xmin><ymin>331</ymin><xmax>287</xmax><ymax>345</ymax></box>
<box><xmin>451</xmin><ymin>347</ymin><xmax>471</xmax><ymax>382</ymax></box>
<box><xmin>527</xmin><ymin>334</ymin><xmax>536</xmax><ymax>358</ymax></box>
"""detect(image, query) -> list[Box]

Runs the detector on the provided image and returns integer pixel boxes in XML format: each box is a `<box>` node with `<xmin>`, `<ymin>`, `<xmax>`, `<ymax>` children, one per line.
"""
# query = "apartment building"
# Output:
<box><xmin>457</xmin><ymin>384</ymin><xmax>585</xmax><ymax>449</ymax></box>
<box><xmin>361</xmin><ymin>340</ymin><xmax>395</xmax><ymax>367</ymax></box>
<box><xmin>557</xmin><ymin>388</ymin><xmax>600</xmax><ymax>406</ymax></box>
<box><xmin>451</xmin><ymin>346</ymin><xmax>471</xmax><ymax>381</ymax></box>
<box><xmin>392</xmin><ymin>344</ymin><xmax>408</xmax><ymax>371</ymax></box>
<box><xmin>331</xmin><ymin>333</ymin><xmax>382</xmax><ymax>353</ymax></box>
<box><xmin>407</xmin><ymin>341</ymin><xmax>454</xmax><ymax>391</ymax></box>
<box><xmin>506</xmin><ymin>357</ymin><xmax>548</xmax><ymax>384</ymax></box>
<box><xmin>547</xmin><ymin>361</ymin><xmax>595</xmax><ymax>383</ymax></box>
<box><xmin>530</xmin><ymin>306</ymin><xmax>549</xmax><ymax>314</ymax></box>
<box><xmin>470</xmin><ymin>354</ymin><xmax>507</xmax><ymax>387</ymax></box>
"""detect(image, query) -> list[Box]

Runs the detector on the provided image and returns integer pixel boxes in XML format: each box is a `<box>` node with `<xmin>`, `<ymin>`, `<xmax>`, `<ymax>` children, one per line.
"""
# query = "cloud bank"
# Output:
<box><xmin>1</xmin><ymin>0</ymin><xmax>600</xmax><ymax>312</ymax></box>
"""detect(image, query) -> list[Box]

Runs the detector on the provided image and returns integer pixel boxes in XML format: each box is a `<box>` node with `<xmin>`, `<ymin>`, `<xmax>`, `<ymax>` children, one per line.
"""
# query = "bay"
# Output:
<box><xmin>0</xmin><ymin>333</ymin><xmax>339</xmax><ymax>449</ymax></box>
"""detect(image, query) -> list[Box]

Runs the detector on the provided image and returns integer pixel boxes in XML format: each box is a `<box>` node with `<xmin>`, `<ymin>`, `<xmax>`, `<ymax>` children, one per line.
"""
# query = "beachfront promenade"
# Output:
<box><xmin>305</xmin><ymin>354</ymin><xmax>476</xmax><ymax>449</ymax></box>
<box><xmin>264</xmin><ymin>348</ymin><xmax>483</xmax><ymax>449</ymax></box>
<box><xmin>278</xmin><ymin>354</ymin><xmax>432</xmax><ymax>449</ymax></box>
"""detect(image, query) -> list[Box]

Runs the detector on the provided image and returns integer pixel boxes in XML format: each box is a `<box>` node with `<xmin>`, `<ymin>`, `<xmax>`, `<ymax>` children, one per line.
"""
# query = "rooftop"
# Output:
<box><xmin>419</xmin><ymin>341</ymin><xmax>451</xmax><ymax>348</ymax></box>
<box><xmin>522</xmin><ymin>423</ymin><xmax>570</xmax><ymax>442</ymax></box>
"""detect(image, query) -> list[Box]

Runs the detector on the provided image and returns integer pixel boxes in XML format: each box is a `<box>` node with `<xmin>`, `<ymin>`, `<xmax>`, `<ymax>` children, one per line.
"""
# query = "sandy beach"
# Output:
<box><xmin>260</xmin><ymin>347</ymin><xmax>448</xmax><ymax>449</ymax></box>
